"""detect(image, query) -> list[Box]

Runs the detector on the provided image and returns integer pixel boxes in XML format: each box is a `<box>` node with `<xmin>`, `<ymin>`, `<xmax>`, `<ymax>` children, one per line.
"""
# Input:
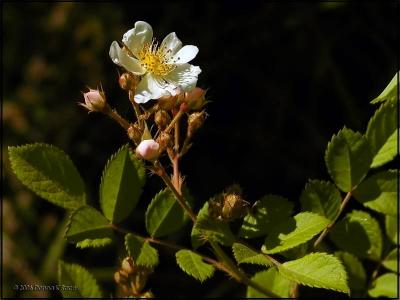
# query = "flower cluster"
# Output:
<box><xmin>80</xmin><ymin>21</ymin><xmax>207</xmax><ymax>164</ymax></box>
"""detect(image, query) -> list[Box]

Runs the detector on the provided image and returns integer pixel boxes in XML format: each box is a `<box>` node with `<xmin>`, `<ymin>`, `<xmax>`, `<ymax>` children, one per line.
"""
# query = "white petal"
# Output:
<box><xmin>122</xmin><ymin>21</ymin><xmax>153</xmax><ymax>56</ymax></box>
<box><xmin>161</xmin><ymin>32</ymin><xmax>182</xmax><ymax>58</ymax></box>
<box><xmin>134</xmin><ymin>74</ymin><xmax>169</xmax><ymax>103</ymax></box>
<box><xmin>109</xmin><ymin>41</ymin><xmax>145</xmax><ymax>75</ymax></box>
<box><xmin>165</xmin><ymin>63</ymin><xmax>201</xmax><ymax>92</ymax></box>
<box><xmin>170</xmin><ymin>45</ymin><xmax>199</xmax><ymax>64</ymax></box>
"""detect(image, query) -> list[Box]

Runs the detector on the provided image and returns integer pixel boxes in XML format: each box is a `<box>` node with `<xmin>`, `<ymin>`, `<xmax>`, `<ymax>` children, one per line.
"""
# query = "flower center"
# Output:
<box><xmin>137</xmin><ymin>40</ymin><xmax>176</xmax><ymax>76</ymax></box>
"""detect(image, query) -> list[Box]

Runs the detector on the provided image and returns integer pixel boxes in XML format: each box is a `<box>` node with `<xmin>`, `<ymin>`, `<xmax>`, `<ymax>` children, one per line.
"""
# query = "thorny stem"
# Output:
<box><xmin>110</xmin><ymin>224</ymin><xmax>227</xmax><ymax>273</ymax></box>
<box><xmin>105</xmin><ymin>105</ymin><xmax>130</xmax><ymax>130</ymax></box>
<box><xmin>314</xmin><ymin>191</ymin><xmax>352</xmax><ymax>248</ymax></box>
<box><xmin>164</xmin><ymin>109</ymin><xmax>184</xmax><ymax>134</ymax></box>
<box><xmin>155</xmin><ymin>162</ymin><xmax>197</xmax><ymax>222</ymax></box>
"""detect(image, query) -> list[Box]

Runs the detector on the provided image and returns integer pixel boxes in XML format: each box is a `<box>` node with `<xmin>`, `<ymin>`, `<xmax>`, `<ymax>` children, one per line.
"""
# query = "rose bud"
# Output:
<box><xmin>127</xmin><ymin>123</ymin><xmax>142</xmax><ymax>144</ymax></box>
<box><xmin>136</xmin><ymin>139</ymin><xmax>160</xmax><ymax>161</ymax></box>
<box><xmin>182</xmin><ymin>87</ymin><xmax>206</xmax><ymax>110</ymax></box>
<box><xmin>80</xmin><ymin>88</ymin><xmax>106</xmax><ymax>112</ymax></box>
<box><xmin>187</xmin><ymin>110</ymin><xmax>207</xmax><ymax>138</ymax></box>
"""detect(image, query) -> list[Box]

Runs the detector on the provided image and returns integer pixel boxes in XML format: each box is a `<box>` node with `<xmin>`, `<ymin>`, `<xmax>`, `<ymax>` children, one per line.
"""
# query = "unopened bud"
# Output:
<box><xmin>127</xmin><ymin>123</ymin><xmax>142</xmax><ymax>144</ymax></box>
<box><xmin>119</xmin><ymin>72</ymin><xmax>139</xmax><ymax>91</ymax></box>
<box><xmin>80</xmin><ymin>88</ymin><xmax>106</xmax><ymax>112</ymax></box>
<box><xmin>182</xmin><ymin>87</ymin><xmax>207</xmax><ymax>110</ymax></box>
<box><xmin>187</xmin><ymin>111</ymin><xmax>206</xmax><ymax>137</ymax></box>
<box><xmin>121</xmin><ymin>257</ymin><xmax>135</xmax><ymax>275</ymax></box>
<box><xmin>136</xmin><ymin>139</ymin><xmax>160</xmax><ymax>161</ymax></box>
<box><xmin>134</xmin><ymin>266</ymin><xmax>153</xmax><ymax>294</ymax></box>
<box><xmin>156</xmin><ymin>132</ymin><xmax>172</xmax><ymax>150</ymax></box>
<box><xmin>221</xmin><ymin>193</ymin><xmax>248</xmax><ymax>220</ymax></box>
<box><xmin>154</xmin><ymin>110</ymin><xmax>171</xmax><ymax>129</ymax></box>
<box><xmin>158</xmin><ymin>94</ymin><xmax>178</xmax><ymax>110</ymax></box>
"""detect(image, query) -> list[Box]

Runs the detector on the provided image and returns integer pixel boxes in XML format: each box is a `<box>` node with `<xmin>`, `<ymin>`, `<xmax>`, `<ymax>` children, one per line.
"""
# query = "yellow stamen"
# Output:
<box><xmin>137</xmin><ymin>39</ymin><xmax>176</xmax><ymax>76</ymax></box>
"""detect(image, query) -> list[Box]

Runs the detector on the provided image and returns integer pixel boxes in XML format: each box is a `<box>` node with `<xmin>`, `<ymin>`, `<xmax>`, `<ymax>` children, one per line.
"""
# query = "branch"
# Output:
<box><xmin>314</xmin><ymin>191</ymin><xmax>352</xmax><ymax>248</ymax></box>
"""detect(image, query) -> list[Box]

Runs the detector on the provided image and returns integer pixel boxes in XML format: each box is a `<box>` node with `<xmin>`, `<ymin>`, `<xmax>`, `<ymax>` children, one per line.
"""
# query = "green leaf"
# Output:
<box><xmin>175</xmin><ymin>249</ymin><xmax>215</xmax><ymax>282</ymax></box>
<box><xmin>335</xmin><ymin>251</ymin><xmax>367</xmax><ymax>292</ymax></box>
<box><xmin>262</xmin><ymin>212</ymin><xmax>330</xmax><ymax>254</ymax></box>
<box><xmin>58</xmin><ymin>260</ymin><xmax>102</xmax><ymax>298</ymax></box>
<box><xmin>8</xmin><ymin>143</ymin><xmax>86</xmax><ymax>209</ymax></box>
<box><xmin>325</xmin><ymin>128</ymin><xmax>372</xmax><ymax>192</ymax></box>
<box><xmin>100</xmin><ymin>144</ymin><xmax>145</xmax><ymax>223</ymax></box>
<box><xmin>145</xmin><ymin>188</ymin><xmax>192</xmax><ymax>238</ymax></box>
<box><xmin>368</xmin><ymin>273</ymin><xmax>398</xmax><ymax>298</ymax></box>
<box><xmin>281</xmin><ymin>242</ymin><xmax>309</xmax><ymax>260</ymax></box>
<box><xmin>232</xmin><ymin>243</ymin><xmax>272</xmax><ymax>267</ymax></box>
<box><xmin>382</xmin><ymin>249</ymin><xmax>398</xmax><ymax>273</ymax></box>
<box><xmin>366</xmin><ymin>101</ymin><xmax>398</xmax><ymax>167</ymax></box>
<box><xmin>65</xmin><ymin>206</ymin><xmax>113</xmax><ymax>249</ymax></box>
<box><xmin>279</xmin><ymin>252</ymin><xmax>349</xmax><ymax>294</ymax></box>
<box><xmin>239</xmin><ymin>195</ymin><xmax>294</xmax><ymax>239</ymax></box>
<box><xmin>125</xmin><ymin>233</ymin><xmax>159</xmax><ymax>267</ymax></box>
<box><xmin>353</xmin><ymin>170</ymin><xmax>397</xmax><ymax>215</ymax></box>
<box><xmin>330</xmin><ymin>210</ymin><xmax>382</xmax><ymax>260</ymax></box>
<box><xmin>246</xmin><ymin>268</ymin><xmax>292</xmax><ymax>298</ymax></box>
<box><xmin>191</xmin><ymin>202</ymin><xmax>235</xmax><ymax>249</ymax></box>
<box><xmin>300</xmin><ymin>180</ymin><xmax>341</xmax><ymax>221</ymax></box>
<box><xmin>371</xmin><ymin>72</ymin><xmax>399</xmax><ymax>104</ymax></box>
<box><xmin>386</xmin><ymin>215</ymin><xmax>399</xmax><ymax>245</ymax></box>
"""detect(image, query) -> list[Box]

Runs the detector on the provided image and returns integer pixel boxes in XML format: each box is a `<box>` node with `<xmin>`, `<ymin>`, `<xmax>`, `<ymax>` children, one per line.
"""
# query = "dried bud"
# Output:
<box><xmin>119</xmin><ymin>72</ymin><xmax>139</xmax><ymax>91</ymax></box>
<box><xmin>133</xmin><ymin>266</ymin><xmax>153</xmax><ymax>294</ymax></box>
<box><xmin>136</xmin><ymin>139</ymin><xmax>160</xmax><ymax>161</ymax></box>
<box><xmin>127</xmin><ymin>123</ymin><xmax>142</xmax><ymax>144</ymax></box>
<box><xmin>121</xmin><ymin>257</ymin><xmax>135</xmax><ymax>275</ymax></box>
<box><xmin>187</xmin><ymin>111</ymin><xmax>207</xmax><ymax>138</ymax></box>
<box><xmin>154</xmin><ymin>110</ymin><xmax>171</xmax><ymax>129</ymax></box>
<box><xmin>182</xmin><ymin>87</ymin><xmax>207</xmax><ymax>110</ymax></box>
<box><xmin>221</xmin><ymin>193</ymin><xmax>248</xmax><ymax>220</ymax></box>
<box><xmin>156</xmin><ymin>132</ymin><xmax>172</xmax><ymax>150</ymax></box>
<box><xmin>80</xmin><ymin>88</ymin><xmax>106</xmax><ymax>112</ymax></box>
<box><xmin>114</xmin><ymin>271</ymin><xmax>128</xmax><ymax>285</ymax></box>
<box><xmin>158</xmin><ymin>94</ymin><xmax>178</xmax><ymax>110</ymax></box>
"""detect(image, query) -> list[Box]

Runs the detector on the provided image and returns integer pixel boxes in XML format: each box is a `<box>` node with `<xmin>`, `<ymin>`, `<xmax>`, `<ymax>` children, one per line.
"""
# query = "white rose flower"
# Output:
<box><xmin>109</xmin><ymin>21</ymin><xmax>201</xmax><ymax>104</ymax></box>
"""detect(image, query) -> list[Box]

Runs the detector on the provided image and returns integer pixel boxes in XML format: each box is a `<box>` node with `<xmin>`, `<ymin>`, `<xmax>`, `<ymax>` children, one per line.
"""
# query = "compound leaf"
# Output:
<box><xmin>175</xmin><ymin>250</ymin><xmax>215</xmax><ymax>282</ymax></box>
<box><xmin>262</xmin><ymin>212</ymin><xmax>330</xmax><ymax>254</ymax></box>
<box><xmin>145</xmin><ymin>188</ymin><xmax>192</xmax><ymax>238</ymax></box>
<box><xmin>232</xmin><ymin>243</ymin><xmax>272</xmax><ymax>267</ymax></box>
<box><xmin>300</xmin><ymin>180</ymin><xmax>341</xmax><ymax>221</ymax></box>
<box><xmin>353</xmin><ymin>170</ymin><xmax>397</xmax><ymax>215</ymax></box>
<box><xmin>330</xmin><ymin>210</ymin><xmax>382</xmax><ymax>261</ymax></box>
<box><xmin>65</xmin><ymin>206</ymin><xmax>113</xmax><ymax>249</ymax></box>
<box><xmin>246</xmin><ymin>268</ymin><xmax>293</xmax><ymax>298</ymax></box>
<box><xmin>125</xmin><ymin>233</ymin><xmax>159</xmax><ymax>267</ymax></box>
<box><xmin>239</xmin><ymin>195</ymin><xmax>293</xmax><ymax>239</ymax></box>
<box><xmin>8</xmin><ymin>143</ymin><xmax>86</xmax><ymax>209</ymax></box>
<box><xmin>385</xmin><ymin>215</ymin><xmax>399</xmax><ymax>245</ymax></box>
<box><xmin>278</xmin><ymin>252</ymin><xmax>349</xmax><ymax>294</ymax></box>
<box><xmin>368</xmin><ymin>273</ymin><xmax>398</xmax><ymax>298</ymax></box>
<box><xmin>335</xmin><ymin>251</ymin><xmax>367</xmax><ymax>292</ymax></box>
<box><xmin>191</xmin><ymin>202</ymin><xmax>235</xmax><ymax>249</ymax></box>
<box><xmin>100</xmin><ymin>144</ymin><xmax>145</xmax><ymax>223</ymax></box>
<box><xmin>58</xmin><ymin>260</ymin><xmax>102</xmax><ymax>298</ymax></box>
<box><xmin>366</xmin><ymin>101</ymin><xmax>398</xmax><ymax>167</ymax></box>
<box><xmin>370</xmin><ymin>72</ymin><xmax>399</xmax><ymax>104</ymax></box>
<box><xmin>382</xmin><ymin>249</ymin><xmax>398</xmax><ymax>273</ymax></box>
<box><xmin>325</xmin><ymin>128</ymin><xmax>371</xmax><ymax>192</ymax></box>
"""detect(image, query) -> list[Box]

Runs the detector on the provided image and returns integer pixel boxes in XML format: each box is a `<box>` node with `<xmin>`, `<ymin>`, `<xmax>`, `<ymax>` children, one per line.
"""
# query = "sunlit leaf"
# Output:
<box><xmin>246</xmin><ymin>268</ymin><xmax>292</xmax><ymax>298</ymax></box>
<box><xmin>325</xmin><ymin>128</ymin><xmax>371</xmax><ymax>192</ymax></box>
<box><xmin>368</xmin><ymin>273</ymin><xmax>398</xmax><ymax>298</ymax></box>
<box><xmin>125</xmin><ymin>233</ymin><xmax>158</xmax><ymax>267</ymax></box>
<box><xmin>232</xmin><ymin>243</ymin><xmax>272</xmax><ymax>267</ymax></box>
<box><xmin>8</xmin><ymin>143</ymin><xmax>86</xmax><ymax>209</ymax></box>
<box><xmin>175</xmin><ymin>250</ymin><xmax>215</xmax><ymax>282</ymax></box>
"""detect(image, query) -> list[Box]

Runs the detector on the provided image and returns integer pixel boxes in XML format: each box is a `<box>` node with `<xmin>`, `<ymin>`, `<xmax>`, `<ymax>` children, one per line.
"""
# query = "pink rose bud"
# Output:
<box><xmin>80</xmin><ymin>88</ymin><xmax>106</xmax><ymax>112</ymax></box>
<box><xmin>136</xmin><ymin>139</ymin><xmax>160</xmax><ymax>161</ymax></box>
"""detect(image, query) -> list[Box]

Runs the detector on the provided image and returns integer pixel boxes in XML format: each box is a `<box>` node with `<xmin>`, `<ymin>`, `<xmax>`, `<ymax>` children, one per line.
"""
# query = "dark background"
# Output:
<box><xmin>3</xmin><ymin>2</ymin><xmax>398</xmax><ymax>298</ymax></box>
